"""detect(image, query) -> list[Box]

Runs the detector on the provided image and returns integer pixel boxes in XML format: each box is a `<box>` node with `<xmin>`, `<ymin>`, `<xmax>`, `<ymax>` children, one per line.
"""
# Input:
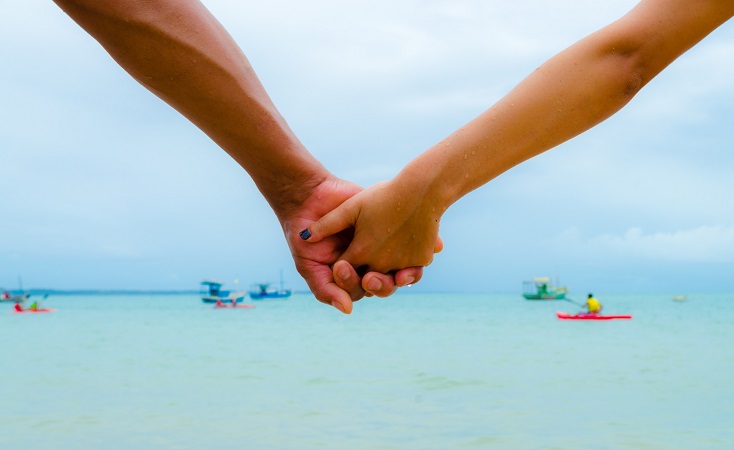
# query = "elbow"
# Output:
<box><xmin>602</xmin><ymin>38</ymin><xmax>656</xmax><ymax>102</ymax></box>
<box><xmin>599</xmin><ymin>14</ymin><xmax>686</xmax><ymax>101</ymax></box>
<box><xmin>621</xmin><ymin>64</ymin><xmax>645</xmax><ymax>99</ymax></box>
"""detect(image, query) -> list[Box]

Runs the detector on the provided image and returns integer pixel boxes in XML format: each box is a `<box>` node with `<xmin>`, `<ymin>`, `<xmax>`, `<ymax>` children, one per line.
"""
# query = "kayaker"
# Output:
<box><xmin>584</xmin><ymin>294</ymin><xmax>602</xmax><ymax>315</ymax></box>
<box><xmin>231</xmin><ymin>297</ymin><xmax>237</xmax><ymax>307</ymax></box>
<box><xmin>215</xmin><ymin>298</ymin><xmax>224</xmax><ymax>308</ymax></box>
<box><xmin>29</xmin><ymin>300</ymin><xmax>38</xmax><ymax>311</ymax></box>
<box><xmin>14</xmin><ymin>301</ymin><xmax>23</xmax><ymax>312</ymax></box>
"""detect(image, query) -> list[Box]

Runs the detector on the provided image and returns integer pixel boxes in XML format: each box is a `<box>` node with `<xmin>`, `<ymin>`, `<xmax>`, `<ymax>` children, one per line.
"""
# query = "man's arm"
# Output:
<box><xmin>52</xmin><ymin>0</ymin><xmax>423</xmax><ymax>312</ymax></box>
<box><xmin>303</xmin><ymin>0</ymin><xmax>734</xmax><ymax>273</ymax></box>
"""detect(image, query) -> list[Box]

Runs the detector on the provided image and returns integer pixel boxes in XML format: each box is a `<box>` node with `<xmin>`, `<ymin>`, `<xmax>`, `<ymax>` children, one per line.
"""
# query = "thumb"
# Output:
<box><xmin>298</xmin><ymin>200</ymin><xmax>358</xmax><ymax>243</ymax></box>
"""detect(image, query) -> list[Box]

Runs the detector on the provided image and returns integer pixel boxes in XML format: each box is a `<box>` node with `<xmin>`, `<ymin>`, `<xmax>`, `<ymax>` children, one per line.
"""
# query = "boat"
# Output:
<box><xmin>1</xmin><ymin>291</ymin><xmax>30</xmax><ymax>303</ymax></box>
<box><xmin>672</xmin><ymin>295</ymin><xmax>688</xmax><ymax>302</ymax></box>
<box><xmin>2</xmin><ymin>277</ymin><xmax>32</xmax><ymax>303</ymax></box>
<box><xmin>249</xmin><ymin>271</ymin><xmax>291</xmax><ymax>300</ymax></box>
<box><xmin>522</xmin><ymin>277</ymin><xmax>568</xmax><ymax>300</ymax></box>
<box><xmin>556</xmin><ymin>311</ymin><xmax>632</xmax><ymax>320</ymax></box>
<box><xmin>200</xmin><ymin>280</ymin><xmax>247</xmax><ymax>304</ymax></box>
<box><xmin>249</xmin><ymin>283</ymin><xmax>292</xmax><ymax>300</ymax></box>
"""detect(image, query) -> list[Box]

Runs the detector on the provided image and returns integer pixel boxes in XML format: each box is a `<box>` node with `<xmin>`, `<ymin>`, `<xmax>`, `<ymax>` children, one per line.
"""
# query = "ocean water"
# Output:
<box><xmin>1</xmin><ymin>292</ymin><xmax>732</xmax><ymax>450</ymax></box>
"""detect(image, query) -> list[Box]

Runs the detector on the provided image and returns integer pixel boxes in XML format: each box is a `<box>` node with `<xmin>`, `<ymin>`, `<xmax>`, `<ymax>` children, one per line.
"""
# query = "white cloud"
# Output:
<box><xmin>553</xmin><ymin>225</ymin><xmax>734</xmax><ymax>263</ymax></box>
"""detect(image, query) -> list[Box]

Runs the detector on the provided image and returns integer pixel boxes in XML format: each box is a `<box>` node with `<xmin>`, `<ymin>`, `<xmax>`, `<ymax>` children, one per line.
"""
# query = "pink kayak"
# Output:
<box><xmin>213</xmin><ymin>304</ymin><xmax>255</xmax><ymax>309</ymax></box>
<box><xmin>556</xmin><ymin>311</ymin><xmax>631</xmax><ymax>320</ymax></box>
<box><xmin>12</xmin><ymin>308</ymin><xmax>56</xmax><ymax>314</ymax></box>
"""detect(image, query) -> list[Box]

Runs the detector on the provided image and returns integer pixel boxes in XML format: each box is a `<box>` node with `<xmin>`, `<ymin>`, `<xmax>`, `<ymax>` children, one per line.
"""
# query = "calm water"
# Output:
<box><xmin>1</xmin><ymin>292</ymin><xmax>732</xmax><ymax>449</ymax></box>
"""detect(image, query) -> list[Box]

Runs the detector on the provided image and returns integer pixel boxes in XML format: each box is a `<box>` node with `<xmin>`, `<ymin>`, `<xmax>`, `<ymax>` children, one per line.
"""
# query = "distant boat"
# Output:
<box><xmin>672</xmin><ymin>295</ymin><xmax>688</xmax><ymax>302</ymax></box>
<box><xmin>200</xmin><ymin>280</ymin><xmax>247</xmax><ymax>304</ymax></box>
<box><xmin>249</xmin><ymin>271</ymin><xmax>291</xmax><ymax>300</ymax></box>
<box><xmin>1</xmin><ymin>291</ymin><xmax>30</xmax><ymax>303</ymax></box>
<box><xmin>522</xmin><ymin>277</ymin><xmax>568</xmax><ymax>300</ymax></box>
<box><xmin>1</xmin><ymin>277</ymin><xmax>31</xmax><ymax>303</ymax></box>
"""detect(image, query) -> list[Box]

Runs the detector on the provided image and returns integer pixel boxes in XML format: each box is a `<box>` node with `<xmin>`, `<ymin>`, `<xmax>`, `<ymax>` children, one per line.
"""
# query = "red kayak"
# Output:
<box><xmin>556</xmin><ymin>311</ymin><xmax>631</xmax><ymax>320</ymax></box>
<box><xmin>12</xmin><ymin>308</ymin><xmax>56</xmax><ymax>314</ymax></box>
<box><xmin>213</xmin><ymin>304</ymin><xmax>255</xmax><ymax>309</ymax></box>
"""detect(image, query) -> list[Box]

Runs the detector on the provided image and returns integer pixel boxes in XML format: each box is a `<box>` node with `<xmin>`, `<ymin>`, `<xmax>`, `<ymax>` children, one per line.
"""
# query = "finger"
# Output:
<box><xmin>311</xmin><ymin>281</ymin><xmax>353</xmax><ymax>314</ymax></box>
<box><xmin>298</xmin><ymin>200</ymin><xmax>357</xmax><ymax>244</ymax></box>
<box><xmin>434</xmin><ymin>235</ymin><xmax>444</xmax><ymax>253</ymax></box>
<box><xmin>361</xmin><ymin>271</ymin><xmax>399</xmax><ymax>298</ymax></box>
<box><xmin>298</xmin><ymin>261</ymin><xmax>354</xmax><ymax>314</ymax></box>
<box><xmin>332</xmin><ymin>260</ymin><xmax>367</xmax><ymax>302</ymax></box>
<box><xmin>394</xmin><ymin>266</ymin><xmax>423</xmax><ymax>287</ymax></box>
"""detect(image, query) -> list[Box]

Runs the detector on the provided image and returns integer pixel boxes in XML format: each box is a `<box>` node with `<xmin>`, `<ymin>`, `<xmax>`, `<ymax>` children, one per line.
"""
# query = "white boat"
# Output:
<box><xmin>1</xmin><ymin>291</ymin><xmax>30</xmax><ymax>303</ymax></box>
<box><xmin>200</xmin><ymin>280</ymin><xmax>247</xmax><ymax>304</ymax></box>
<box><xmin>1</xmin><ymin>277</ymin><xmax>31</xmax><ymax>303</ymax></box>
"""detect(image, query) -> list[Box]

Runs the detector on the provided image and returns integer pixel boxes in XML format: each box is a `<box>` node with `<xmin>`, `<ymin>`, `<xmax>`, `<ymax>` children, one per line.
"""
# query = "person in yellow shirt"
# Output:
<box><xmin>584</xmin><ymin>294</ymin><xmax>602</xmax><ymax>315</ymax></box>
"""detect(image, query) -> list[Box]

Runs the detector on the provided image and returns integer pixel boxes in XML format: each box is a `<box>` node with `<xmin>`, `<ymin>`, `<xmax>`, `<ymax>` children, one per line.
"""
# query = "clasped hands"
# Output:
<box><xmin>281</xmin><ymin>166</ymin><xmax>445</xmax><ymax>315</ymax></box>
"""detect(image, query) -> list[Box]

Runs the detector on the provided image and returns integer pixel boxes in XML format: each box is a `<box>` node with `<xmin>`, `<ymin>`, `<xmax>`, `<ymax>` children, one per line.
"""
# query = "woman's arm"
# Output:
<box><xmin>304</xmin><ymin>0</ymin><xmax>734</xmax><ymax>273</ymax></box>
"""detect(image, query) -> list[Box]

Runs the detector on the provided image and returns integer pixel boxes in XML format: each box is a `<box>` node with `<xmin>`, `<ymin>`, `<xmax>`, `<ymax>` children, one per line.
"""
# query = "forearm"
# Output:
<box><xmin>53</xmin><ymin>0</ymin><xmax>329</xmax><ymax>218</ymax></box>
<box><xmin>399</xmin><ymin>0</ymin><xmax>733</xmax><ymax>211</ymax></box>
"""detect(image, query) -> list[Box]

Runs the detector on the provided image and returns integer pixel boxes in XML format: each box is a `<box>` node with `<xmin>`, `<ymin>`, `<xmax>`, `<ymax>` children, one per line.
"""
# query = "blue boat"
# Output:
<box><xmin>200</xmin><ymin>280</ymin><xmax>247</xmax><ymax>304</ymax></box>
<box><xmin>249</xmin><ymin>272</ymin><xmax>292</xmax><ymax>300</ymax></box>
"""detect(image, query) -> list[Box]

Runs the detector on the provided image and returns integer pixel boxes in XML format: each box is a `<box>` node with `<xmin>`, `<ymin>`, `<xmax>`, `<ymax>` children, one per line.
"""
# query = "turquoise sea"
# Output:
<box><xmin>1</xmin><ymin>292</ymin><xmax>732</xmax><ymax>449</ymax></box>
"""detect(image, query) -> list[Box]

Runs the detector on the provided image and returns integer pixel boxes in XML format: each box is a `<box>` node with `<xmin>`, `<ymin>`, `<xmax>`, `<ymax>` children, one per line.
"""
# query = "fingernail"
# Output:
<box><xmin>337</xmin><ymin>264</ymin><xmax>350</xmax><ymax>281</ymax></box>
<box><xmin>333</xmin><ymin>301</ymin><xmax>346</xmax><ymax>314</ymax></box>
<box><xmin>403</xmin><ymin>276</ymin><xmax>415</xmax><ymax>286</ymax></box>
<box><xmin>367</xmin><ymin>278</ymin><xmax>382</xmax><ymax>292</ymax></box>
<box><xmin>299</xmin><ymin>229</ymin><xmax>311</xmax><ymax>240</ymax></box>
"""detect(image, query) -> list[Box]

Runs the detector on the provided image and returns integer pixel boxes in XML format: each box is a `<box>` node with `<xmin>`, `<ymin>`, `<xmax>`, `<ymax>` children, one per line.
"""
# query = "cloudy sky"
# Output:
<box><xmin>2</xmin><ymin>1</ymin><xmax>733</xmax><ymax>295</ymax></box>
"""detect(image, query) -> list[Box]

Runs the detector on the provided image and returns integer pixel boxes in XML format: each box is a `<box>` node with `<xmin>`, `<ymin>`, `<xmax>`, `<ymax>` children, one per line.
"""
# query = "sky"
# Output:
<box><xmin>2</xmin><ymin>1</ymin><xmax>733</xmax><ymax>295</ymax></box>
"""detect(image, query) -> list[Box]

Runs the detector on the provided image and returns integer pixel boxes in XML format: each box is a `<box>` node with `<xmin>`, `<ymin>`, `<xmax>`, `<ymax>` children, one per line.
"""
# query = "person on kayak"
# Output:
<box><xmin>29</xmin><ymin>300</ymin><xmax>38</xmax><ymax>311</ymax></box>
<box><xmin>584</xmin><ymin>294</ymin><xmax>602</xmax><ymax>315</ymax></box>
<box><xmin>215</xmin><ymin>298</ymin><xmax>224</xmax><ymax>308</ymax></box>
<box><xmin>14</xmin><ymin>301</ymin><xmax>23</xmax><ymax>312</ymax></box>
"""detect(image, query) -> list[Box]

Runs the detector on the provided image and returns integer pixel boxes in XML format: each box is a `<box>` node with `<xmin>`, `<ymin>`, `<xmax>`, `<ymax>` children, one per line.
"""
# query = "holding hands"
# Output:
<box><xmin>300</xmin><ymin>173</ymin><xmax>445</xmax><ymax>275</ymax></box>
<box><xmin>55</xmin><ymin>0</ymin><xmax>733</xmax><ymax>313</ymax></box>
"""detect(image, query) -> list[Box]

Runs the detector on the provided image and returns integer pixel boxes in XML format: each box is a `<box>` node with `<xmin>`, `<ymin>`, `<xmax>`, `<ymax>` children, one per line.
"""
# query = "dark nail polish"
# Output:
<box><xmin>299</xmin><ymin>229</ymin><xmax>311</xmax><ymax>240</ymax></box>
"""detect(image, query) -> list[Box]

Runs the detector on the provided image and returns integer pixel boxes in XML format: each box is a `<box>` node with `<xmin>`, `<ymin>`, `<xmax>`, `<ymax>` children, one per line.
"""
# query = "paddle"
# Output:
<box><xmin>563</xmin><ymin>298</ymin><xmax>584</xmax><ymax>307</ymax></box>
<box><xmin>563</xmin><ymin>298</ymin><xmax>591</xmax><ymax>316</ymax></box>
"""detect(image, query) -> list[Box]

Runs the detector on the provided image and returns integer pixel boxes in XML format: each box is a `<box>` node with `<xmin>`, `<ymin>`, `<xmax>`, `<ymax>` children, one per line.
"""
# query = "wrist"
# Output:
<box><xmin>393</xmin><ymin>158</ymin><xmax>453</xmax><ymax>224</ymax></box>
<box><xmin>257</xmin><ymin>158</ymin><xmax>331</xmax><ymax>222</ymax></box>
<box><xmin>397</xmin><ymin>151</ymin><xmax>461</xmax><ymax>216</ymax></box>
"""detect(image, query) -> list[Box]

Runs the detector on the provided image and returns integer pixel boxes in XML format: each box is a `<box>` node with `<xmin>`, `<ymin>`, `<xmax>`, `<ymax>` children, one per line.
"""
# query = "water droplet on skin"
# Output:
<box><xmin>471</xmin><ymin>150</ymin><xmax>475</xmax><ymax>155</ymax></box>
<box><xmin>464</xmin><ymin>153</ymin><xmax>468</xmax><ymax>160</ymax></box>
<box><xmin>387</xmin><ymin>227</ymin><xmax>391</xmax><ymax>233</ymax></box>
